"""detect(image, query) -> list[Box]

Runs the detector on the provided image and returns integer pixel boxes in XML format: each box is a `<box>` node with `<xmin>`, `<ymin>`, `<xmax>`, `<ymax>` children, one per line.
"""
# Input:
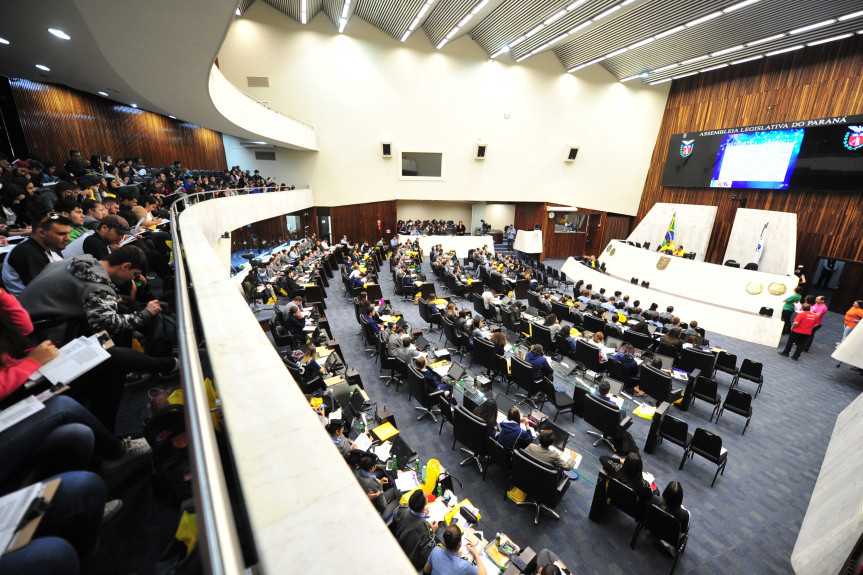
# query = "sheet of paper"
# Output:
<box><xmin>0</xmin><ymin>482</ymin><xmax>45</xmax><ymax>553</ymax></box>
<box><xmin>426</xmin><ymin>500</ymin><xmax>448</xmax><ymax>524</ymax></box>
<box><xmin>395</xmin><ymin>470</ymin><xmax>420</xmax><ymax>492</ymax></box>
<box><xmin>36</xmin><ymin>335</ymin><xmax>110</xmax><ymax>385</ymax></box>
<box><xmin>352</xmin><ymin>432</ymin><xmax>372</xmax><ymax>452</ymax></box>
<box><xmin>328</xmin><ymin>408</ymin><xmax>342</xmax><ymax>421</ymax></box>
<box><xmin>0</xmin><ymin>396</ymin><xmax>45</xmax><ymax>434</ymax></box>
<box><xmin>372</xmin><ymin>442</ymin><xmax>392</xmax><ymax>461</ymax></box>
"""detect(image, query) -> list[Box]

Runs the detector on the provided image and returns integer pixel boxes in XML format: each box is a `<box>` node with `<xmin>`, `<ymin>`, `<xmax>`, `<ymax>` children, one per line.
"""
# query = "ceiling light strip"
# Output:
<box><xmin>806</xmin><ymin>33</ymin><xmax>853</xmax><ymax>46</ymax></box>
<box><xmin>437</xmin><ymin>0</ymin><xmax>487</xmax><ymax>49</ymax></box>
<box><xmin>338</xmin><ymin>0</ymin><xmax>350</xmax><ymax>33</ymax></box>
<box><xmin>301</xmin><ymin>0</ymin><xmax>308</xmax><ymax>24</ymax></box>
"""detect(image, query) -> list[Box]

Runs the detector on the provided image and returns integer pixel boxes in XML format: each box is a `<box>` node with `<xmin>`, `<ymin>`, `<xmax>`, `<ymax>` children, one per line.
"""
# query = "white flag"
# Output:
<box><xmin>753</xmin><ymin>223</ymin><xmax>768</xmax><ymax>265</ymax></box>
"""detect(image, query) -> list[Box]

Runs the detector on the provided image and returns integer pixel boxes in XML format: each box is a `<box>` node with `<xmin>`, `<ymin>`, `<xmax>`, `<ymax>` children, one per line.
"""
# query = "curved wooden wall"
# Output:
<box><xmin>6</xmin><ymin>77</ymin><xmax>226</xmax><ymax>174</ymax></box>
<box><xmin>636</xmin><ymin>35</ymin><xmax>863</xmax><ymax>273</ymax></box>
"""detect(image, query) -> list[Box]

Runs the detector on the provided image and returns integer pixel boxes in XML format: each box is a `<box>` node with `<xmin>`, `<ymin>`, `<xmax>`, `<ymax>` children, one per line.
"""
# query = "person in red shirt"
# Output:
<box><xmin>803</xmin><ymin>295</ymin><xmax>828</xmax><ymax>352</ymax></box>
<box><xmin>779</xmin><ymin>303</ymin><xmax>817</xmax><ymax>360</ymax></box>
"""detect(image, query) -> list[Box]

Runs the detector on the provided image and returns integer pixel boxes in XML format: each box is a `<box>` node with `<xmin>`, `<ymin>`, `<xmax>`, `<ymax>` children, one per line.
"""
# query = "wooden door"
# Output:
<box><xmin>829</xmin><ymin>261</ymin><xmax>863</xmax><ymax>314</ymax></box>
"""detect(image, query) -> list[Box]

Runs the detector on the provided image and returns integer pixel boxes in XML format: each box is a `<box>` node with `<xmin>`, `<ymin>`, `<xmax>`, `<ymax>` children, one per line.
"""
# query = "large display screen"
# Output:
<box><xmin>662</xmin><ymin>114</ymin><xmax>863</xmax><ymax>191</ymax></box>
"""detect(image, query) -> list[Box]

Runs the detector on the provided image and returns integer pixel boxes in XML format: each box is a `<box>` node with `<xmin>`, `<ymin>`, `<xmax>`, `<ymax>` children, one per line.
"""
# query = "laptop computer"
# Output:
<box><xmin>606</xmin><ymin>336</ymin><xmax>624</xmax><ymax>350</ymax></box>
<box><xmin>525</xmin><ymin>306</ymin><xmax>539</xmax><ymax>317</ymax></box>
<box><xmin>414</xmin><ymin>336</ymin><xmax>430</xmax><ymax>351</ymax></box>
<box><xmin>505</xmin><ymin>330</ymin><xmax>520</xmax><ymax>344</ymax></box>
<box><xmin>556</xmin><ymin>356</ymin><xmax>579</xmax><ymax>375</ymax></box>
<box><xmin>539</xmin><ymin>419</ymin><xmax>570</xmax><ymax>451</ymax></box>
<box><xmin>602</xmin><ymin>377</ymin><xmax>625</xmax><ymax>397</ymax></box>
<box><xmin>395</xmin><ymin>317</ymin><xmax>407</xmax><ymax>329</ymax></box>
<box><xmin>500</xmin><ymin>296</ymin><xmax>512</xmax><ymax>306</ymax></box>
<box><xmin>445</xmin><ymin>362</ymin><xmax>466</xmax><ymax>382</ymax></box>
<box><xmin>349</xmin><ymin>389</ymin><xmax>367</xmax><ymax>414</ymax></box>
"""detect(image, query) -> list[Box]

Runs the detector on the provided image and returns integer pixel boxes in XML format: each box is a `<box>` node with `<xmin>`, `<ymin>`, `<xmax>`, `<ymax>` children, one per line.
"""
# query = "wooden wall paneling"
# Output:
<box><xmin>635</xmin><ymin>35</ymin><xmax>863</xmax><ymax>276</ymax></box>
<box><xmin>601</xmin><ymin>214</ymin><xmax>634</xmax><ymax>251</ymax></box>
<box><xmin>6</xmin><ymin>78</ymin><xmax>227</xmax><ymax>173</ymax></box>
<box><xmin>230</xmin><ymin>214</ymin><xmax>290</xmax><ymax>252</ymax></box>
<box><xmin>329</xmin><ymin>200</ymin><xmax>396</xmax><ymax>246</ymax></box>
<box><xmin>514</xmin><ymin>202</ymin><xmax>547</xmax><ymax>259</ymax></box>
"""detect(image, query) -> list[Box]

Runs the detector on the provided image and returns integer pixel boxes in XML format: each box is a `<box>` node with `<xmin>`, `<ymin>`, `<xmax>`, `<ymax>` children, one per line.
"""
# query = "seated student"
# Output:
<box><xmin>351</xmin><ymin>271</ymin><xmax>367</xmax><ymax>290</ymax></box>
<box><xmin>613</xmin><ymin>343</ymin><xmax>640</xmax><ymax>383</ymax></box>
<box><xmin>558</xmin><ymin>327</ymin><xmax>580</xmax><ymax>357</ymax></box>
<box><xmin>659</xmin><ymin>305</ymin><xmax>675</xmax><ymax>324</ymax></box>
<box><xmin>525</xmin><ymin>344</ymin><xmax>553</xmax><ymax>382</ymax></box>
<box><xmin>414</xmin><ymin>355</ymin><xmax>453</xmax><ymax>395</ymax></box>
<box><xmin>660</xmin><ymin>327</ymin><xmax>684</xmax><ymax>358</ymax></box>
<box><xmin>1</xmin><ymin>471</ymin><xmax>109</xmax><ymax>574</ymax></box>
<box><xmin>428</xmin><ymin>295</ymin><xmax>441</xmax><ymax>316</ymax></box>
<box><xmin>498</xmin><ymin>406</ymin><xmax>533</xmax><ymax>450</ymax></box>
<box><xmin>489</xmin><ymin>330</ymin><xmax>506</xmax><ymax>356</ymax></box>
<box><xmin>528</xmin><ymin>548</ymin><xmax>565</xmax><ymax>575</ymax></box>
<box><xmin>663</xmin><ymin>316</ymin><xmax>681</xmax><ymax>333</ymax></box>
<box><xmin>355</xmin><ymin>454</ymin><xmax>390</xmax><ymax>514</ymax></box>
<box><xmin>281</xmin><ymin>267</ymin><xmax>302</xmax><ymax>293</ymax></box>
<box><xmin>326</xmin><ymin>420</ymin><xmax>355</xmax><ymax>460</ymax></box>
<box><xmin>577</xmin><ymin>289</ymin><xmax>591</xmax><ymax>305</ymax></box>
<box><xmin>537</xmin><ymin>292</ymin><xmax>553</xmax><ymax>314</ymax></box>
<box><xmin>596</xmin><ymin>380</ymin><xmax>626</xmax><ymax>422</ymax></box>
<box><xmin>283</xmin><ymin>305</ymin><xmax>307</xmax><ymax>335</ymax></box>
<box><xmin>600</xmin><ymin>452</ymin><xmax>655</xmax><ymax>501</ymax></box>
<box><xmin>652</xmin><ymin>480</ymin><xmax>690</xmax><ymax>534</ymax></box>
<box><xmin>392</xmin><ymin>489</ymin><xmax>438</xmax><ymax>570</ymax></box>
<box><xmin>601</xmin><ymin>296</ymin><xmax>618</xmax><ymax>313</ymax></box>
<box><xmin>473</xmin><ymin>399</ymin><xmax>499</xmax><ymax>437</ymax></box>
<box><xmin>543</xmin><ymin>313</ymin><xmax>561</xmax><ymax>341</ymax></box>
<box><xmin>364</xmin><ymin>306</ymin><xmax>382</xmax><ymax>334</ymax></box>
<box><xmin>299</xmin><ymin>344</ymin><xmax>326</xmax><ymax>383</ymax></box>
<box><xmin>615</xmin><ymin>301</ymin><xmax>629</xmax><ymax>321</ymax></box>
<box><xmin>454</xmin><ymin>309</ymin><xmax>470</xmax><ymax>337</ymax></box>
<box><xmin>524</xmin><ymin>429</ymin><xmax>575</xmax><ymax>471</ymax></box>
<box><xmin>55</xmin><ymin>198</ymin><xmax>89</xmax><ymax>242</ymax></box>
<box><xmin>682</xmin><ymin>320</ymin><xmax>702</xmax><ymax>344</ymax></box>
<box><xmin>387</xmin><ymin>324</ymin><xmax>408</xmax><ymax>356</ymax></box>
<box><xmin>424</xmin><ymin>524</ymin><xmax>486</xmax><ymax>575</ymax></box>
<box><xmin>2</xmin><ymin>213</ymin><xmax>72</xmax><ymax>296</ymax></box>
<box><xmin>481</xmin><ymin>290</ymin><xmax>501</xmax><ymax>321</ymax></box>
<box><xmin>470</xmin><ymin>317</ymin><xmax>486</xmax><ymax>346</ymax></box>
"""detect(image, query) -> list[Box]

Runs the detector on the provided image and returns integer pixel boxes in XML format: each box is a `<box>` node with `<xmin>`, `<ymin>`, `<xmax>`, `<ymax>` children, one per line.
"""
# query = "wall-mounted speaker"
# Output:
<box><xmin>475</xmin><ymin>143</ymin><xmax>487</xmax><ymax>159</ymax></box>
<box><xmin>382</xmin><ymin>142</ymin><xmax>392</xmax><ymax>158</ymax></box>
<box><xmin>565</xmin><ymin>146</ymin><xmax>579</xmax><ymax>162</ymax></box>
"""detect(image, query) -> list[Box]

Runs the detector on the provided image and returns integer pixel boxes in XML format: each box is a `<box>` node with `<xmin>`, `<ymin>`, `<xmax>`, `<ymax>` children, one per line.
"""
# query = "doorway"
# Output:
<box><xmin>319</xmin><ymin>215</ymin><xmax>331</xmax><ymax>244</ymax></box>
<box><xmin>812</xmin><ymin>256</ymin><xmax>863</xmax><ymax>314</ymax></box>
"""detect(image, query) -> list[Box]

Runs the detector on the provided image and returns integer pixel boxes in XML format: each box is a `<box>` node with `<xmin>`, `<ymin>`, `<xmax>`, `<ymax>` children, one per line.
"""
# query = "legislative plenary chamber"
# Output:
<box><xmin>0</xmin><ymin>0</ymin><xmax>861</xmax><ymax>574</ymax></box>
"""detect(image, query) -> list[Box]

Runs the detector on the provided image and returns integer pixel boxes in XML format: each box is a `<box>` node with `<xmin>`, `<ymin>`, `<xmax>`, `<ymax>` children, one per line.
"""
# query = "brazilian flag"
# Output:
<box><xmin>661</xmin><ymin>214</ymin><xmax>676</xmax><ymax>249</ymax></box>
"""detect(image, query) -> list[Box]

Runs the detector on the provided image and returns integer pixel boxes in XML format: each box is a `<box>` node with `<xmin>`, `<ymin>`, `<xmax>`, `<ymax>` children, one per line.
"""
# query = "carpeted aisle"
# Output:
<box><xmin>319</xmin><ymin>253</ymin><xmax>862</xmax><ymax>574</ymax></box>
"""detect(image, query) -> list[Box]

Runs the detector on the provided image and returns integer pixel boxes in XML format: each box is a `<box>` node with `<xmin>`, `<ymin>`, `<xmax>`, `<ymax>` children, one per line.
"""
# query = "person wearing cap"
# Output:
<box><xmin>81</xmin><ymin>215</ymin><xmax>131</xmax><ymax>260</ymax></box>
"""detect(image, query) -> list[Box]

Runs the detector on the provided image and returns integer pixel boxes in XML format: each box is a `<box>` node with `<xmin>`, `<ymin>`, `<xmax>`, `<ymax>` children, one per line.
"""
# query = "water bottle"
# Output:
<box><xmin>422</xmin><ymin>464</ymin><xmax>427</xmax><ymax>481</ymax></box>
<box><xmin>495</xmin><ymin>533</ymin><xmax>501</xmax><ymax>546</ymax></box>
<box><xmin>437</xmin><ymin>483</ymin><xmax>442</xmax><ymax>497</ymax></box>
<box><xmin>392</xmin><ymin>455</ymin><xmax>397</xmax><ymax>470</ymax></box>
<box><xmin>415</xmin><ymin>459</ymin><xmax>421</xmax><ymax>475</ymax></box>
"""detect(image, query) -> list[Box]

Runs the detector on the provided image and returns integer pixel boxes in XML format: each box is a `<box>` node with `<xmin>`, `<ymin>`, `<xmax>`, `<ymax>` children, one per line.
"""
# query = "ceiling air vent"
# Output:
<box><xmin>254</xmin><ymin>151</ymin><xmax>276</xmax><ymax>161</ymax></box>
<box><xmin>246</xmin><ymin>76</ymin><xmax>270</xmax><ymax>87</ymax></box>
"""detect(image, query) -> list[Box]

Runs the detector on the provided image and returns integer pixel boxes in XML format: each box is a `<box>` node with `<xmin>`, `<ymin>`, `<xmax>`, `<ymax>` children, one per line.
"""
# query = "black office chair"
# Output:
<box><xmin>724</xmin><ymin>260</ymin><xmax>740</xmax><ymax>268</ymax></box>
<box><xmin>583</xmin><ymin>393</ymin><xmax>633</xmax><ymax>451</ymax></box>
<box><xmin>681</xmin><ymin>427</ymin><xmax>727</xmax><ymax>487</ymax></box>
<box><xmin>452</xmin><ymin>405</ymin><xmax>489</xmax><ymax>474</ymax></box>
<box><xmin>508</xmin><ymin>356</ymin><xmax>543</xmax><ymax>409</ymax></box>
<box><xmin>689</xmin><ymin>376</ymin><xmax>721</xmax><ymax>422</ymax></box>
<box><xmin>744</xmin><ymin>262</ymin><xmax>759</xmax><ymax>270</ymax></box>
<box><xmin>655</xmin><ymin>415</ymin><xmax>692</xmax><ymax>464</ymax></box>
<box><xmin>656</xmin><ymin>342</ymin><xmax>681</xmax><ymax>361</ymax></box>
<box><xmin>582</xmin><ymin>314</ymin><xmax>605</xmax><ymax>335</ymax></box>
<box><xmin>483</xmin><ymin>436</ymin><xmax>513</xmax><ymax>482</ymax></box>
<box><xmin>361</xmin><ymin>322</ymin><xmax>381</xmax><ymax>360</ymax></box>
<box><xmin>607</xmin><ymin>477</ymin><xmax>643</xmax><ymax>527</ymax></box>
<box><xmin>631</xmin><ymin>504</ymin><xmax>690</xmax><ymax>574</ymax></box>
<box><xmin>574</xmin><ymin>340</ymin><xmax>604</xmax><ymax>374</ymax></box>
<box><xmin>678</xmin><ymin>348</ymin><xmax>717</xmax><ymax>379</ymax></box>
<box><xmin>501</xmin><ymin>310</ymin><xmax>522</xmax><ymax>338</ymax></box>
<box><xmin>539</xmin><ymin>378</ymin><xmax>576</xmax><ymax>422</ymax></box>
<box><xmin>441</xmin><ymin>317</ymin><xmax>466</xmax><ymax>359</ymax></box>
<box><xmin>472</xmin><ymin>337</ymin><xmax>495</xmax><ymax>376</ymax></box>
<box><xmin>623</xmin><ymin>330</ymin><xmax>652</xmax><ymax>352</ymax></box>
<box><xmin>445</xmin><ymin>273</ymin><xmax>468</xmax><ymax>300</ymax></box>
<box><xmin>511</xmin><ymin>448</ymin><xmax>570</xmax><ymax>524</ymax></box>
<box><xmin>378</xmin><ymin>338</ymin><xmax>402</xmax><ymax>390</ymax></box>
<box><xmin>418</xmin><ymin>297</ymin><xmax>441</xmax><ymax>333</ymax></box>
<box><xmin>437</xmin><ymin>395</ymin><xmax>454</xmax><ymax>436</ymax></box>
<box><xmin>532</xmin><ymin>324</ymin><xmax>554</xmax><ymax>351</ymax></box>
<box><xmin>638</xmin><ymin>364</ymin><xmax>674</xmax><ymax>406</ymax></box>
<box><xmin>527</xmin><ymin>291</ymin><xmax>541</xmax><ymax>310</ymax></box>
<box><xmin>407</xmin><ymin>366</ymin><xmax>444</xmax><ymax>422</ymax></box>
<box><xmin>716</xmin><ymin>388</ymin><xmax>753</xmax><ymax>435</ymax></box>
<box><xmin>713</xmin><ymin>351</ymin><xmax>738</xmax><ymax>381</ymax></box>
<box><xmin>732</xmin><ymin>359</ymin><xmax>764</xmax><ymax>398</ymax></box>
<box><xmin>559</xmin><ymin>272</ymin><xmax>575</xmax><ymax>295</ymax></box>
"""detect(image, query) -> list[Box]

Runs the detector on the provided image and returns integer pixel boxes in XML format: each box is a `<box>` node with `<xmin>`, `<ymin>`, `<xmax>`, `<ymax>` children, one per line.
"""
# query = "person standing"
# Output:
<box><xmin>840</xmin><ymin>300</ymin><xmax>863</xmax><ymax>344</ymax></box>
<box><xmin>803</xmin><ymin>295</ymin><xmax>828</xmax><ymax>352</ymax></box>
<box><xmin>779</xmin><ymin>304</ymin><xmax>817</xmax><ymax>360</ymax></box>
<box><xmin>781</xmin><ymin>287</ymin><xmax>803</xmax><ymax>335</ymax></box>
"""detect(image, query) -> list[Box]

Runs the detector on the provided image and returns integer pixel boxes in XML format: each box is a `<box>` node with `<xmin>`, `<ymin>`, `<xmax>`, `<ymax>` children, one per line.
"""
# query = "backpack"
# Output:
<box><xmin>144</xmin><ymin>403</ymin><xmax>192</xmax><ymax>504</ymax></box>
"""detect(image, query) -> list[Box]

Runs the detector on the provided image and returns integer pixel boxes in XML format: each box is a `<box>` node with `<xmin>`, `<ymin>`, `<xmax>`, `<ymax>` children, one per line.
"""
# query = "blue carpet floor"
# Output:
<box><xmin>315</xmin><ymin>253</ymin><xmax>862</xmax><ymax>574</ymax></box>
